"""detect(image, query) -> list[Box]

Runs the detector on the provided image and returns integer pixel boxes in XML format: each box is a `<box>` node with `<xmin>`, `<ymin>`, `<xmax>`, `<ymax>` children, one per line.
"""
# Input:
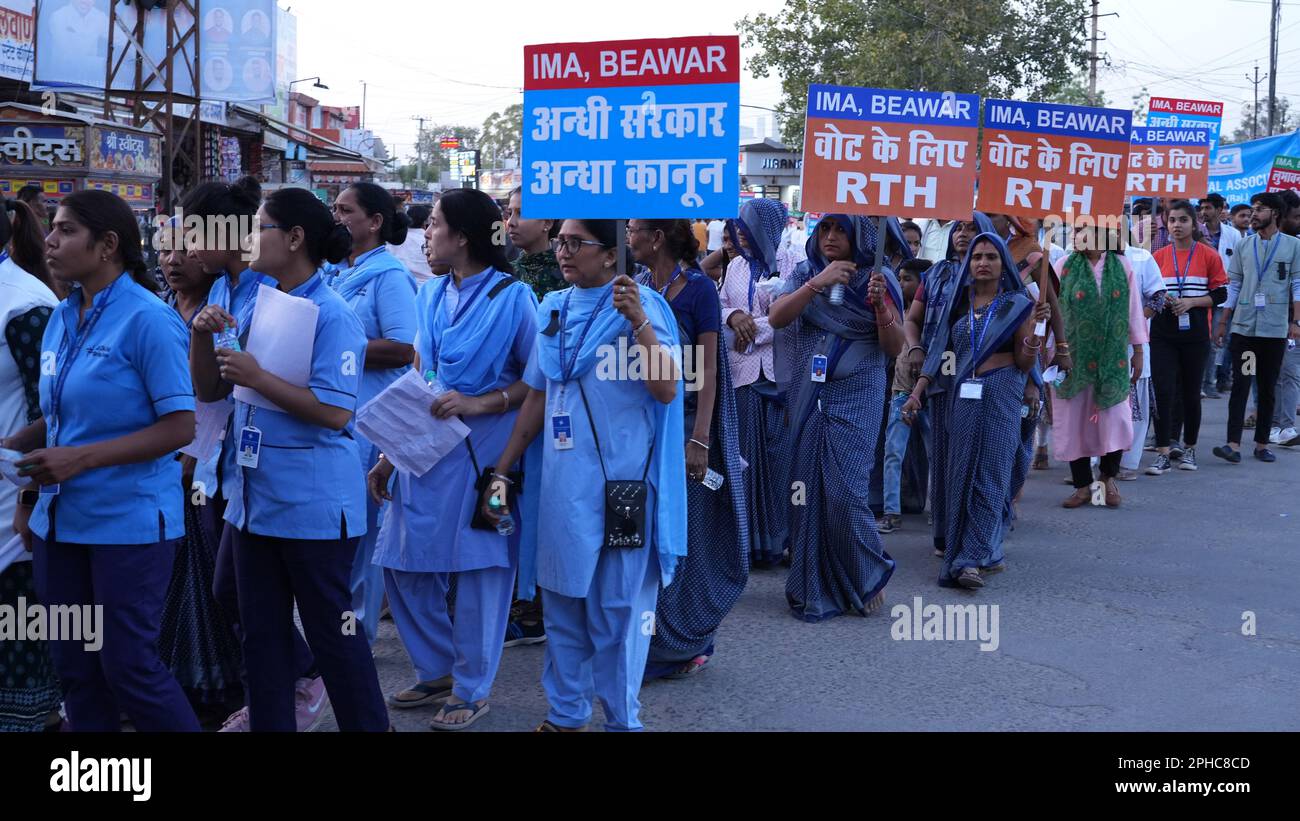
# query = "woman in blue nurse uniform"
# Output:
<box><xmin>12</xmin><ymin>190</ymin><xmax>199</xmax><ymax>731</ymax></box>
<box><xmin>193</xmin><ymin>188</ymin><xmax>388</xmax><ymax>731</ymax></box>
<box><xmin>482</xmin><ymin>218</ymin><xmax>686</xmax><ymax>732</ymax></box>
<box><xmin>185</xmin><ymin>177</ymin><xmax>325</xmax><ymax>732</ymax></box>
<box><xmin>329</xmin><ymin>182</ymin><xmax>417</xmax><ymax>645</ymax></box>
<box><xmin>368</xmin><ymin>189</ymin><xmax>538</xmax><ymax>730</ymax></box>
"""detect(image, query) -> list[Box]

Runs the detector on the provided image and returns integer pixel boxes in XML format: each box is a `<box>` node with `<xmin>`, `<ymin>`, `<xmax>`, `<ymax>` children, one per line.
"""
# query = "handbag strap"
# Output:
<box><xmin>463</xmin><ymin>431</ymin><xmax>481</xmax><ymax>476</ymax></box>
<box><xmin>576</xmin><ymin>380</ymin><xmax>653</xmax><ymax>483</ymax></box>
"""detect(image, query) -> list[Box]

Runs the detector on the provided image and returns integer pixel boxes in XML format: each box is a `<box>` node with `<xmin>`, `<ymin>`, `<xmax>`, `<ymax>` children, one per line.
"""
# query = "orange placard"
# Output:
<box><xmin>799</xmin><ymin>84</ymin><xmax>979</xmax><ymax>221</ymax></box>
<box><xmin>976</xmin><ymin>99</ymin><xmax>1132</xmax><ymax>220</ymax></box>
<box><xmin>1125</xmin><ymin>127</ymin><xmax>1211</xmax><ymax>198</ymax></box>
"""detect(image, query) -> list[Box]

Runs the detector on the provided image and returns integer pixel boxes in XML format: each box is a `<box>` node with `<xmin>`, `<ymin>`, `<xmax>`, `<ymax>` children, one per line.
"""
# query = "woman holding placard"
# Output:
<box><xmin>480</xmin><ymin>218</ymin><xmax>685</xmax><ymax>732</ymax></box>
<box><xmin>902</xmin><ymin>233</ymin><xmax>1046</xmax><ymax>588</ymax></box>
<box><xmin>769</xmin><ymin>215</ymin><xmax>904</xmax><ymax>622</ymax></box>
<box><xmin>329</xmin><ymin>182</ymin><xmax>418</xmax><ymax>646</ymax></box>
<box><xmin>193</xmin><ymin>188</ymin><xmax>388</xmax><ymax>731</ymax></box>
<box><xmin>368</xmin><ymin>189</ymin><xmax>537</xmax><ymax>731</ymax></box>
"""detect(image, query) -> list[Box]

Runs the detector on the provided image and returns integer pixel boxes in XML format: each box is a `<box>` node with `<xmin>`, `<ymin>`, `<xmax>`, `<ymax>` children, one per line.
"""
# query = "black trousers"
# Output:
<box><xmin>1151</xmin><ymin>336</ymin><xmax>1210</xmax><ymax>447</ymax></box>
<box><xmin>1226</xmin><ymin>334</ymin><xmax>1287</xmax><ymax>446</ymax></box>
<box><xmin>1070</xmin><ymin>451</ymin><xmax>1122</xmax><ymax>488</ymax></box>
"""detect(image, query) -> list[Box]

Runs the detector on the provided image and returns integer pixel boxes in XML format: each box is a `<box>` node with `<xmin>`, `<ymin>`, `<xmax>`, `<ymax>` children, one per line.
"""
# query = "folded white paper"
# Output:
<box><xmin>0</xmin><ymin>447</ymin><xmax>25</xmax><ymax>486</ymax></box>
<box><xmin>233</xmin><ymin>283</ymin><xmax>319</xmax><ymax>412</ymax></box>
<box><xmin>355</xmin><ymin>369</ymin><xmax>470</xmax><ymax>477</ymax></box>
<box><xmin>180</xmin><ymin>400</ymin><xmax>234</xmax><ymax>460</ymax></box>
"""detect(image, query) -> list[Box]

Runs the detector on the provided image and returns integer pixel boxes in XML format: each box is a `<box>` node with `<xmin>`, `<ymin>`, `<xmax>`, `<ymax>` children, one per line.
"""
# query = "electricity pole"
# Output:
<box><xmin>1247</xmin><ymin>66</ymin><xmax>1267</xmax><ymax>140</ymax></box>
<box><xmin>412</xmin><ymin>116</ymin><xmax>427</xmax><ymax>183</ymax></box>
<box><xmin>1268</xmin><ymin>0</ymin><xmax>1280</xmax><ymax>135</ymax></box>
<box><xmin>1086</xmin><ymin>1</ymin><xmax>1118</xmax><ymax>106</ymax></box>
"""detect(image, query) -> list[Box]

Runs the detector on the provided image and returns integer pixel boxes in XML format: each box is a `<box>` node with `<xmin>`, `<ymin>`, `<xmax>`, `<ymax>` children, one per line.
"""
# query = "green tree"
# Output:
<box><xmin>479</xmin><ymin>103</ymin><xmax>523</xmax><ymax>166</ymax></box>
<box><xmin>738</xmin><ymin>0</ymin><xmax>1089</xmax><ymax>146</ymax></box>
<box><xmin>415</xmin><ymin>123</ymin><xmax>480</xmax><ymax>178</ymax></box>
<box><xmin>1228</xmin><ymin>96</ymin><xmax>1295</xmax><ymax>144</ymax></box>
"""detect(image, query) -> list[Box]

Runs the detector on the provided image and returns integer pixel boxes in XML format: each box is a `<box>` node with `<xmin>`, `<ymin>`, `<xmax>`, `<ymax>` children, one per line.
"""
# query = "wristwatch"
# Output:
<box><xmin>18</xmin><ymin>489</ymin><xmax>38</xmax><ymax>508</ymax></box>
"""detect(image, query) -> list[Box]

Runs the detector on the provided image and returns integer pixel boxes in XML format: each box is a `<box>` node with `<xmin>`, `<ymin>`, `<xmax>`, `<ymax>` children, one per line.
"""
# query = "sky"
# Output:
<box><xmin>291</xmin><ymin>0</ymin><xmax>1300</xmax><ymax>165</ymax></box>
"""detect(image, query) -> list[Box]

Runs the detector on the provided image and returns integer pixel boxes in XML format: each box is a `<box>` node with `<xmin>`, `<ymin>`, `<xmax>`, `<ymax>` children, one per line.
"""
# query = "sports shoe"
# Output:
<box><xmin>1145</xmin><ymin>454</ymin><xmax>1172</xmax><ymax>475</ymax></box>
<box><xmin>1168</xmin><ymin>442</ymin><xmax>1184</xmax><ymax>460</ymax></box>
<box><xmin>503</xmin><ymin>619</ymin><xmax>547</xmax><ymax>648</ymax></box>
<box><xmin>1284</xmin><ymin>432</ymin><xmax>1300</xmax><ymax>447</ymax></box>
<box><xmin>1254</xmin><ymin>448</ymin><xmax>1277</xmax><ymax>463</ymax></box>
<box><xmin>1270</xmin><ymin>426</ymin><xmax>1296</xmax><ymax>445</ymax></box>
<box><xmin>218</xmin><ymin>706</ymin><xmax>250</xmax><ymax>733</ymax></box>
<box><xmin>295</xmin><ymin>676</ymin><xmax>329</xmax><ymax>732</ymax></box>
<box><xmin>1178</xmin><ymin>447</ymin><xmax>1198</xmax><ymax>470</ymax></box>
<box><xmin>877</xmin><ymin>513</ymin><xmax>902</xmax><ymax>534</ymax></box>
<box><xmin>1268</xmin><ymin>426</ymin><xmax>1283</xmax><ymax>444</ymax></box>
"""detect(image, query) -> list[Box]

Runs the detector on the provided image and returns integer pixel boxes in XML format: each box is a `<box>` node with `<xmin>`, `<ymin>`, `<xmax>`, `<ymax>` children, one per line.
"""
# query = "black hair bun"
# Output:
<box><xmin>324</xmin><ymin>222</ymin><xmax>353</xmax><ymax>265</ymax></box>
<box><xmin>386</xmin><ymin>208</ymin><xmax>410</xmax><ymax>246</ymax></box>
<box><xmin>231</xmin><ymin>175</ymin><xmax>262</xmax><ymax>207</ymax></box>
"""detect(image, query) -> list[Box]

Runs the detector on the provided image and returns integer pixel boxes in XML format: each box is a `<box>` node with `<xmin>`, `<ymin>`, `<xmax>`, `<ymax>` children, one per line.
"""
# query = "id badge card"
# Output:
<box><xmin>551</xmin><ymin>412</ymin><xmax>574</xmax><ymax>450</ymax></box>
<box><xmin>1177</xmin><ymin>312</ymin><xmax>1191</xmax><ymax>331</ymax></box>
<box><xmin>959</xmin><ymin>380</ymin><xmax>984</xmax><ymax>400</ymax></box>
<box><xmin>1254</xmin><ymin>291</ymin><xmax>1267</xmax><ymax>310</ymax></box>
<box><xmin>811</xmin><ymin>354</ymin><xmax>828</xmax><ymax>383</ymax></box>
<box><xmin>237</xmin><ymin>426</ymin><xmax>262</xmax><ymax>469</ymax></box>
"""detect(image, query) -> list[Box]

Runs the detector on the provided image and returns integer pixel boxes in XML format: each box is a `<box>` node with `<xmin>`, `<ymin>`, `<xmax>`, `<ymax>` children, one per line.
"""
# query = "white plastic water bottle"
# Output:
<box><xmin>827</xmin><ymin>283</ymin><xmax>845</xmax><ymax>305</ymax></box>
<box><xmin>489</xmin><ymin>495</ymin><xmax>515</xmax><ymax>536</ymax></box>
<box><xmin>215</xmin><ymin>324</ymin><xmax>240</xmax><ymax>351</ymax></box>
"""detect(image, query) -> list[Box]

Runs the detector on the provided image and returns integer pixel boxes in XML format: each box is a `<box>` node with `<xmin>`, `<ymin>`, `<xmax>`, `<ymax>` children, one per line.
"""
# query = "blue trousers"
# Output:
<box><xmin>883</xmin><ymin>391</ymin><xmax>930</xmax><ymax>515</ymax></box>
<box><xmin>232</xmin><ymin>530</ymin><xmax>389</xmax><ymax>732</ymax></box>
<box><xmin>207</xmin><ymin>496</ymin><xmax>315</xmax><ymax>681</ymax></box>
<box><xmin>384</xmin><ymin>564</ymin><xmax>514</xmax><ymax>703</ymax></box>
<box><xmin>541</xmin><ymin>546</ymin><xmax>659</xmax><ymax>732</ymax></box>
<box><xmin>32</xmin><ymin>536</ymin><xmax>200</xmax><ymax>732</ymax></box>
<box><xmin>350</xmin><ymin>445</ymin><xmax>385</xmax><ymax>645</ymax></box>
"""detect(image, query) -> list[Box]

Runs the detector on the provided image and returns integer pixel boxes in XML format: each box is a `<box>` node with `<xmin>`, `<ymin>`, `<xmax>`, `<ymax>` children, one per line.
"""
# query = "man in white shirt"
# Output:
<box><xmin>388</xmin><ymin>203</ymin><xmax>433</xmax><ymax>286</ymax></box>
<box><xmin>916</xmin><ymin>218</ymin><xmax>954</xmax><ymax>264</ymax></box>
<box><xmin>1118</xmin><ymin>239</ymin><xmax>1168</xmax><ymax>479</ymax></box>
<box><xmin>1199</xmin><ymin>193</ymin><xmax>1243</xmax><ymax>397</ymax></box>
<box><xmin>706</xmin><ymin>218</ymin><xmax>726</xmax><ymax>252</ymax></box>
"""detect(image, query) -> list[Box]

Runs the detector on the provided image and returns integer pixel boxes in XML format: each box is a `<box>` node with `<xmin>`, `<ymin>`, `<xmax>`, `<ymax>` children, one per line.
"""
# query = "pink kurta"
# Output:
<box><xmin>1050</xmin><ymin>254</ymin><xmax>1149</xmax><ymax>462</ymax></box>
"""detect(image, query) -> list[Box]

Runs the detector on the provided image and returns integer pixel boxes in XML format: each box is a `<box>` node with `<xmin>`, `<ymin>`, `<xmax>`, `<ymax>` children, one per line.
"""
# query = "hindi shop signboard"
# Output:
<box><xmin>0</xmin><ymin>124</ymin><xmax>83</xmax><ymax>167</ymax></box>
<box><xmin>976</xmin><ymin>100</ymin><xmax>1132</xmax><ymax>220</ymax></box>
<box><xmin>521</xmin><ymin>35</ymin><xmax>739</xmax><ymax>218</ymax></box>
<box><xmin>1147</xmin><ymin>96</ymin><xmax>1224</xmax><ymax>153</ymax></box>
<box><xmin>1268</xmin><ymin>155</ymin><xmax>1300</xmax><ymax>193</ymax></box>
<box><xmin>1125</xmin><ymin>126</ymin><xmax>1211</xmax><ymax>198</ymax></box>
<box><xmin>799</xmin><ymin>84</ymin><xmax>980</xmax><ymax>220</ymax></box>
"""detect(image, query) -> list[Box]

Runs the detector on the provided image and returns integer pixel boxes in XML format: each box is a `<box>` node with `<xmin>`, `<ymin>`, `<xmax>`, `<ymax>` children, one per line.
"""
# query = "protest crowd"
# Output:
<box><xmin>2</xmin><ymin>34</ymin><xmax>1300</xmax><ymax>736</ymax></box>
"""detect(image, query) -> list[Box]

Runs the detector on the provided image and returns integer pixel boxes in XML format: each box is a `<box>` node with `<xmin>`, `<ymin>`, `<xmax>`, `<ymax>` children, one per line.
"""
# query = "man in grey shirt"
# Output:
<box><xmin>1212</xmin><ymin>192</ymin><xmax>1300</xmax><ymax>463</ymax></box>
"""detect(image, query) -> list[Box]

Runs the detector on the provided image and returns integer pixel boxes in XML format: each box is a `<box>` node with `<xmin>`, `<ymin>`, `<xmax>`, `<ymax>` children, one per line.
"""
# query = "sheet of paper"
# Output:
<box><xmin>0</xmin><ymin>447</ymin><xmax>25</xmax><ymax>487</ymax></box>
<box><xmin>233</xmin><ymin>283</ymin><xmax>319</xmax><ymax>412</ymax></box>
<box><xmin>180</xmin><ymin>400</ymin><xmax>234</xmax><ymax>460</ymax></box>
<box><xmin>355</xmin><ymin>369</ymin><xmax>470</xmax><ymax>477</ymax></box>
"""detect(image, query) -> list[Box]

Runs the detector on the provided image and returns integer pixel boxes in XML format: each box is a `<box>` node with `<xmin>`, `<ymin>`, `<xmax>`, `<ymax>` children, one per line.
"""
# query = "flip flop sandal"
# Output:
<box><xmin>982</xmin><ymin>562</ymin><xmax>1007</xmax><ymax>575</ymax></box>
<box><xmin>535</xmin><ymin>719</ymin><xmax>588</xmax><ymax>733</ymax></box>
<box><xmin>387</xmin><ymin>679</ymin><xmax>452</xmax><ymax>709</ymax></box>
<box><xmin>956</xmin><ymin>568</ymin><xmax>985</xmax><ymax>589</ymax></box>
<box><xmin>429</xmin><ymin>701</ymin><xmax>490</xmax><ymax>732</ymax></box>
<box><xmin>1244</xmin><ymin>414</ymin><xmax>1257</xmax><ymax>429</ymax></box>
<box><xmin>865</xmin><ymin>589</ymin><xmax>886</xmax><ymax>614</ymax></box>
<box><xmin>663</xmin><ymin>655</ymin><xmax>710</xmax><ymax>680</ymax></box>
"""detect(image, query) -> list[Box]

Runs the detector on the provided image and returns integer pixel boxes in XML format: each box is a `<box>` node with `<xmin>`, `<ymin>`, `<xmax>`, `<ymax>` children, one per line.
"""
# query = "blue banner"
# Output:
<box><xmin>521</xmin><ymin>82</ymin><xmax>739</xmax><ymax>218</ymax></box>
<box><xmin>1209</xmin><ymin>130</ymin><xmax>1300</xmax><ymax>200</ymax></box>
<box><xmin>983</xmin><ymin>99</ymin><xmax>1131</xmax><ymax>142</ymax></box>
<box><xmin>805</xmin><ymin>83</ymin><xmax>980</xmax><ymax>127</ymax></box>
<box><xmin>1131</xmin><ymin>127</ymin><xmax>1212</xmax><ymax>147</ymax></box>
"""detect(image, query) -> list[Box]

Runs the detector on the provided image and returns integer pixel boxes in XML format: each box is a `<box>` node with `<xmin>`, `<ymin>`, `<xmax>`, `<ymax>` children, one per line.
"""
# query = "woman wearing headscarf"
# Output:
<box><xmin>368</xmin><ymin>189</ymin><xmax>537</xmax><ymax>730</ymax></box>
<box><xmin>719</xmin><ymin>199</ymin><xmax>794</xmax><ymax>567</ymax></box>
<box><xmin>902</xmin><ymin>233</ymin><xmax>1047</xmax><ymax>588</ymax></box>
<box><xmin>329</xmin><ymin>182</ymin><xmax>418</xmax><ymax>645</ymax></box>
<box><xmin>901</xmin><ymin>215</ymin><xmax>985</xmax><ymax>556</ymax></box>
<box><xmin>1052</xmin><ymin>224</ymin><xmax>1146</xmax><ymax>509</ymax></box>
<box><xmin>769</xmin><ymin>215</ymin><xmax>905</xmax><ymax>621</ymax></box>
<box><xmin>626</xmin><ymin>219</ymin><xmax>748</xmax><ymax>681</ymax></box>
<box><xmin>481</xmin><ymin>219</ymin><xmax>685</xmax><ymax>732</ymax></box>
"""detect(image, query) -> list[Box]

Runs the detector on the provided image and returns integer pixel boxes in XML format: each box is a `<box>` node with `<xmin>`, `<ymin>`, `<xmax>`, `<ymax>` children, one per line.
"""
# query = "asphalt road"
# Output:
<box><xmin>320</xmin><ymin>396</ymin><xmax>1300</xmax><ymax>732</ymax></box>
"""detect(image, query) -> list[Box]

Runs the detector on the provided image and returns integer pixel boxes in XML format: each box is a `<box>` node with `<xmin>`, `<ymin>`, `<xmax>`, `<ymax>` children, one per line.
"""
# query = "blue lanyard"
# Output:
<box><xmin>558</xmin><ymin>286</ymin><xmax>611</xmax><ymax>383</ymax></box>
<box><xmin>657</xmin><ymin>265</ymin><xmax>683</xmax><ymax>296</ymax></box>
<box><xmin>0</xmin><ymin>250</ymin><xmax>9</xmax><ymax>266</ymax></box>
<box><xmin>429</xmin><ymin>271</ymin><xmax>495</xmax><ymax>371</ymax></box>
<box><xmin>1254</xmin><ymin>235</ymin><xmax>1281</xmax><ymax>281</ymax></box>
<box><xmin>171</xmin><ymin>293</ymin><xmax>208</xmax><ymax>329</ymax></box>
<box><xmin>51</xmin><ymin>278</ymin><xmax>119</xmax><ymax>442</ymax></box>
<box><xmin>968</xmin><ymin>291</ymin><xmax>1003</xmax><ymax>361</ymax></box>
<box><xmin>1170</xmin><ymin>242</ymin><xmax>1196</xmax><ymax>298</ymax></box>
<box><xmin>224</xmin><ymin>270</ymin><xmax>263</xmax><ymax>329</ymax></box>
